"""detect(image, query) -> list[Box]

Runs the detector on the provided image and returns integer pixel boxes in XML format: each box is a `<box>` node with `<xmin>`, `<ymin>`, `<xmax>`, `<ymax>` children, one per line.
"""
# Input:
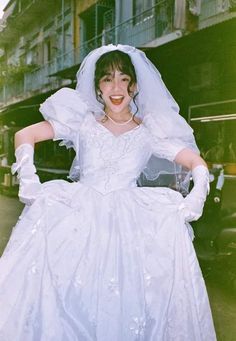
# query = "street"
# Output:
<box><xmin>0</xmin><ymin>194</ymin><xmax>236</xmax><ymax>340</ymax></box>
<box><xmin>0</xmin><ymin>193</ymin><xmax>23</xmax><ymax>255</ymax></box>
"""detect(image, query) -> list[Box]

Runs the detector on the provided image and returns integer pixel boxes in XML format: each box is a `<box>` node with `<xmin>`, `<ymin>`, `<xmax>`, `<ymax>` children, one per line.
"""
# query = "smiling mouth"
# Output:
<box><xmin>110</xmin><ymin>96</ymin><xmax>124</xmax><ymax>105</ymax></box>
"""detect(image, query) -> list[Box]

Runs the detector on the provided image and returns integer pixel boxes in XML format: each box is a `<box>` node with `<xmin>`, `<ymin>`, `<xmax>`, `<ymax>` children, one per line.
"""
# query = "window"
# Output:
<box><xmin>79</xmin><ymin>3</ymin><xmax>115</xmax><ymax>58</ymax></box>
<box><xmin>43</xmin><ymin>40</ymin><xmax>51</xmax><ymax>63</ymax></box>
<box><xmin>133</xmin><ymin>0</ymin><xmax>154</xmax><ymax>24</ymax></box>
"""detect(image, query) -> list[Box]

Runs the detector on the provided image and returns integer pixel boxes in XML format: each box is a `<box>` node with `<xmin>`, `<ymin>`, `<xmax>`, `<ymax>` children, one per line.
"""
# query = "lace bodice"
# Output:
<box><xmin>77</xmin><ymin>114</ymin><xmax>152</xmax><ymax>194</ymax></box>
<box><xmin>39</xmin><ymin>88</ymin><xmax>188</xmax><ymax>194</ymax></box>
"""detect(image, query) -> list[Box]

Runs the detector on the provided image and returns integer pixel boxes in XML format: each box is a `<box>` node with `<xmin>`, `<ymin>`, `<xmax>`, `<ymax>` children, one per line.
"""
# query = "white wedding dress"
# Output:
<box><xmin>0</xmin><ymin>89</ymin><xmax>216</xmax><ymax>341</ymax></box>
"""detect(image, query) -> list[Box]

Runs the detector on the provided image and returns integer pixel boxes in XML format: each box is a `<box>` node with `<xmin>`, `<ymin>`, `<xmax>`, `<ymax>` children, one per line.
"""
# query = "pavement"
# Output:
<box><xmin>207</xmin><ymin>277</ymin><xmax>236</xmax><ymax>341</ymax></box>
<box><xmin>0</xmin><ymin>194</ymin><xmax>23</xmax><ymax>255</ymax></box>
<box><xmin>0</xmin><ymin>194</ymin><xmax>236</xmax><ymax>340</ymax></box>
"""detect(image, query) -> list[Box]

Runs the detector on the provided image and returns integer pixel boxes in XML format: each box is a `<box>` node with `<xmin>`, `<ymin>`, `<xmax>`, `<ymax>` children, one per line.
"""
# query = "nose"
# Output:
<box><xmin>112</xmin><ymin>78</ymin><xmax>122</xmax><ymax>92</ymax></box>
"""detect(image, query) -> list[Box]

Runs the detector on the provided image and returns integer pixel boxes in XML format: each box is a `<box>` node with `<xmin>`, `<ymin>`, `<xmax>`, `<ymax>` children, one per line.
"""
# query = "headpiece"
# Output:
<box><xmin>74</xmin><ymin>44</ymin><xmax>198</xmax><ymax>193</ymax></box>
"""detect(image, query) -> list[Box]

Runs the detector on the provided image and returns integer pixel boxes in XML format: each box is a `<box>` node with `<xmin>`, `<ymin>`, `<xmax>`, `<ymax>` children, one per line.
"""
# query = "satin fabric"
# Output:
<box><xmin>0</xmin><ymin>114</ymin><xmax>216</xmax><ymax>340</ymax></box>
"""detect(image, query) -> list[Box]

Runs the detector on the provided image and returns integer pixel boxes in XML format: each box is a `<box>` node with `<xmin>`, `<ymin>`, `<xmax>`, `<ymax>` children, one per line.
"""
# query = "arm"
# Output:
<box><xmin>12</xmin><ymin>121</ymin><xmax>55</xmax><ymax>205</ymax></box>
<box><xmin>174</xmin><ymin>147</ymin><xmax>207</xmax><ymax>170</ymax></box>
<box><xmin>174</xmin><ymin>148</ymin><xmax>209</xmax><ymax>222</ymax></box>
<box><xmin>14</xmin><ymin>121</ymin><xmax>55</xmax><ymax>148</ymax></box>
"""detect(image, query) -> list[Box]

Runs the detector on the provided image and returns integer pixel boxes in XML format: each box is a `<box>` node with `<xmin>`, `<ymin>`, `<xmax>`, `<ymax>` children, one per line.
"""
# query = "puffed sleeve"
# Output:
<box><xmin>144</xmin><ymin>114</ymin><xmax>199</xmax><ymax>161</ymax></box>
<box><xmin>150</xmin><ymin>136</ymin><xmax>188</xmax><ymax>162</ymax></box>
<box><xmin>139</xmin><ymin>114</ymin><xmax>199</xmax><ymax>194</ymax></box>
<box><xmin>39</xmin><ymin>87</ymin><xmax>88</xmax><ymax>148</ymax></box>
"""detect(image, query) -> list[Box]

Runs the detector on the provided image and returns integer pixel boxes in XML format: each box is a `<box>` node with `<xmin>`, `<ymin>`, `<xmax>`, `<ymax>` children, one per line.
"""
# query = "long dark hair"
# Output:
<box><xmin>94</xmin><ymin>50</ymin><xmax>139</xmax><ymax>116</ymax></box>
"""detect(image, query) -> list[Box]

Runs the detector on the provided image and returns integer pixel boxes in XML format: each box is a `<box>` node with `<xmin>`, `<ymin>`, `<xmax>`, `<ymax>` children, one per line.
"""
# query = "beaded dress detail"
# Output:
<box><xmin>0</xmin><ymin>88</ymin><xmax>216</xmax><ymax>341</ymax></box>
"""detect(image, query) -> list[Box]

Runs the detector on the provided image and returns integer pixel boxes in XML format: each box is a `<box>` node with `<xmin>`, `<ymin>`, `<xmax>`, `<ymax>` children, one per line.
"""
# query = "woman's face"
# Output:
<box><xmin>98</xmin><ymin>69</ymin><xmax>136</xmax><ymax>114</ymax></box>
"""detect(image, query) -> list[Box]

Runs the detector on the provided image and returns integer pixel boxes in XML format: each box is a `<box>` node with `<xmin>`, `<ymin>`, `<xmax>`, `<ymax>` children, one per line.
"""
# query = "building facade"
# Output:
<box><xmin>0</xmin><ymin>0</ymin><xmax>235</xmax><ymax>193</ymax></box>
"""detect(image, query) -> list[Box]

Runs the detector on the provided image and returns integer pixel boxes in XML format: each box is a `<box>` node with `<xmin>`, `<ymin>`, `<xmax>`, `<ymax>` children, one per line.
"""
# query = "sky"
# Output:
<box><xmin>0</xmin><ymin>0</ymin><xmax>10</xmax><ymax>19</ymax></box>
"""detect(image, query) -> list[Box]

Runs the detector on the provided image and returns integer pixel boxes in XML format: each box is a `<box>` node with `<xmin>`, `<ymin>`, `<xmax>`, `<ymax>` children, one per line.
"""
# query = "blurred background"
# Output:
<box><xmin>0</xmin><ymin>1</ymin><xmax>236</xmax><ymax>339</ymax></box>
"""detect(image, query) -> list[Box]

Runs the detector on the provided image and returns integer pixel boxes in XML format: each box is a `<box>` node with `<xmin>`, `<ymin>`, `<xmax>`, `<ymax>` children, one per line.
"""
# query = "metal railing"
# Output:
<box><xmin>200</xmin><ymin>0</ymin><xmax>231</xmax><ymax>20</ymax></box>
<box><xmin>0</xmin><ymin>0</ymin><xmax>175</xmax><ymax>106</ymax></box>
<box><xmin>78</xmin><ymin>0</ymin><xmax>174</xmax><ymax>60</ymax></box>
<box><xmin>0</xmin><ymin>80</ymin><xmax>24</xmax><ymax>105</ymax></box>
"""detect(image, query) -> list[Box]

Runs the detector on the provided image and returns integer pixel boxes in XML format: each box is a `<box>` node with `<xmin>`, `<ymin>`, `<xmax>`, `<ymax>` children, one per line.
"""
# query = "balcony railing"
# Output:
<box><xmin>78</xmin><ymin>0</ymin><xmax>174</xmax><ymax>60</ymax></box>
<box><xmin>200</xmin><ymin>0</ymin><xmax>231</xmax><ymax>20</ymax></box>
<box><xmin>0</xmin><ymin>0</ymin><xmax>175</xmax><ymax>107</ymax></box>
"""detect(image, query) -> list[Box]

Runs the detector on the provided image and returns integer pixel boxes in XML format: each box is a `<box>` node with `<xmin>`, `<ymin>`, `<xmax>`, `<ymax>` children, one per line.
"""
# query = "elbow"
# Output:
<box><xmin>14</xmin><ymin>128</ymin><xmax>25</xmax><ymax>142</ymax></box>
<box><xmin>14</xmin><ymin>127</ymin><xmax>35</xmax><ymax>148</ymax></box>
<box><xmin>175</xmin><ymin>148</ymin><xmax>207</xmax><ymax>170</ymax></box>
<box><xmin>191</xmin><ymin>156</ymin><xmax>208</xmax><ymax>170</ymax></box>
<box><xmin>15</xmin><ymin>129</ymin><xmax>24</xmax><ymax>140</ymax></box>
<box><xmin>187</xmin><ymin>152</ymin><xmax>207</xmax><ymax>170</ymax></box>
<box><xmin>14</xmin><ymin>121</ymin><xmax>54</xmax><ymax>147</ymax></box>
<box><xmin>14</xmin><ymin>129</ymin><xmax>24</xmax><ymax>146</ymax></box>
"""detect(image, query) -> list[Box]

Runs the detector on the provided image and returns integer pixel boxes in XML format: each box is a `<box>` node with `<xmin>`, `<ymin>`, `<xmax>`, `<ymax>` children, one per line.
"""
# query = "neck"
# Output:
<box><xmin>105</xmin><ymin>109</ymin><xmax>132</xmax><ymax>122</ymax></box>
<box><xmin>105</xmin><ymin>113</ymin><xmax>134</xmax><ymax>126</ymax></box>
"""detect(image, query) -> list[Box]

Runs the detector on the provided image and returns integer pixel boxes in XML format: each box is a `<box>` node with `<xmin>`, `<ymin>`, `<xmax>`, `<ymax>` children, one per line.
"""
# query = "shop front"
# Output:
<box><xmin>189</xmin><ymin>99</ymin><xmax>236</xmax><ymax>210</ymax></box>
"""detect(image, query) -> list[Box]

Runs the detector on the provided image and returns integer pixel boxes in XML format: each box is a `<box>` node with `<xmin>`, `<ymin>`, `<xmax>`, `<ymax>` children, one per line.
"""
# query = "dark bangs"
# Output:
<box><xmin>94</xmin><ymin>50</ymin><xmax>137</xmax><ymax>93</ymax></box>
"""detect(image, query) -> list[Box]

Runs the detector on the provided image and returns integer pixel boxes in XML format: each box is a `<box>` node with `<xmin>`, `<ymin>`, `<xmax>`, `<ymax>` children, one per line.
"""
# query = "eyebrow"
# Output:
<box><xmin>103</xmin><ymin>71</ymin><xmax>128</xmax><ymax>77</ymax></box>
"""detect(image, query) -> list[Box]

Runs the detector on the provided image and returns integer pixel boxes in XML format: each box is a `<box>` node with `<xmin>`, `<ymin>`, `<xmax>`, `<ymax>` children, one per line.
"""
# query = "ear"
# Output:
<box><xmin>131</xmin><ymin>83</ymin><xmax>137</xmax><ymax>92</ymax></box>
<box><xmin>130</xmin><ymin>83</ymin><xmax>138</xmax><ymax>98</ymax></box>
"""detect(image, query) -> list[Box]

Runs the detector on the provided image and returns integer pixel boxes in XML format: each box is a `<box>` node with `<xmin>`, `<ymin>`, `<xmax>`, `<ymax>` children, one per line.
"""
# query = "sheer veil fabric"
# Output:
<box><xmin>72</xmin><ymin>44</ymin><xmax>198</xmax><ymax>193</ymax></box>
<box><xmin>0</xmin><ymin>44</ymin><xmax>217</xmax><ymax>341</ymax></box>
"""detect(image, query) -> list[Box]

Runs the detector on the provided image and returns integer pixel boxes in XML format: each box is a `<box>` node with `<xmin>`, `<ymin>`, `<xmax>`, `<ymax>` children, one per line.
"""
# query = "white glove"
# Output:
<box><xmin>178</xmin><ymin>165</ymin><xmax>210</xmax><ymax>222</ymax></box>
<box><xmin>11</xmin><ymin>143</ymin><xmax>42</xmax><ymax>205</ymax></box>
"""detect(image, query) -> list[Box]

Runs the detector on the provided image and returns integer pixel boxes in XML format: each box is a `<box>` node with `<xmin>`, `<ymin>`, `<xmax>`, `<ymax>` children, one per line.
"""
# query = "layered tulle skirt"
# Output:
<box><xmin>0</xmin><ymin>180</ymin><xmax>216</xmax><ymax>340</ymax></box>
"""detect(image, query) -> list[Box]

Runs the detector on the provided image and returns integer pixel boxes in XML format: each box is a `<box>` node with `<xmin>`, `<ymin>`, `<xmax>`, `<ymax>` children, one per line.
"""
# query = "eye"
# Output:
<box><xmin>122</xmin><ymin>77</ymin><xmax>130</xmax><ymax>82</ymax></box>
<box><xmin>103</xmin><ymin>77</ymin><xmax>112</xmax><ymax>82</ymax></box>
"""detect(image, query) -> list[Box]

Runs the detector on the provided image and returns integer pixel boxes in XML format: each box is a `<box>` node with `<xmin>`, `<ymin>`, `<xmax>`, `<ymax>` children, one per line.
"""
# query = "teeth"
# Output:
<box><xmin>110</xmin><ymin>96</ymin><xmax>123</xmax><ymax>99</ymax></box>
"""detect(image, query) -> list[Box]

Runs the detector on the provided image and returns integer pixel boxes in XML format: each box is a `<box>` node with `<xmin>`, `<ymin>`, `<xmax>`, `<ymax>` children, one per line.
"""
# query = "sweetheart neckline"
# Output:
<box><xmin>90</xmin><ymin>113</ymin><xmax>143</xmax><ymax>138</ymax></box>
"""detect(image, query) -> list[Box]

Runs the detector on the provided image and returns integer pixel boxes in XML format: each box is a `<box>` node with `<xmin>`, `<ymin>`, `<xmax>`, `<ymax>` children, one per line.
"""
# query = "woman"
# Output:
<box><xmin>0</xmin><ymin>45</ymin><xmax>216</xmax><ymax>340</ymax></box>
